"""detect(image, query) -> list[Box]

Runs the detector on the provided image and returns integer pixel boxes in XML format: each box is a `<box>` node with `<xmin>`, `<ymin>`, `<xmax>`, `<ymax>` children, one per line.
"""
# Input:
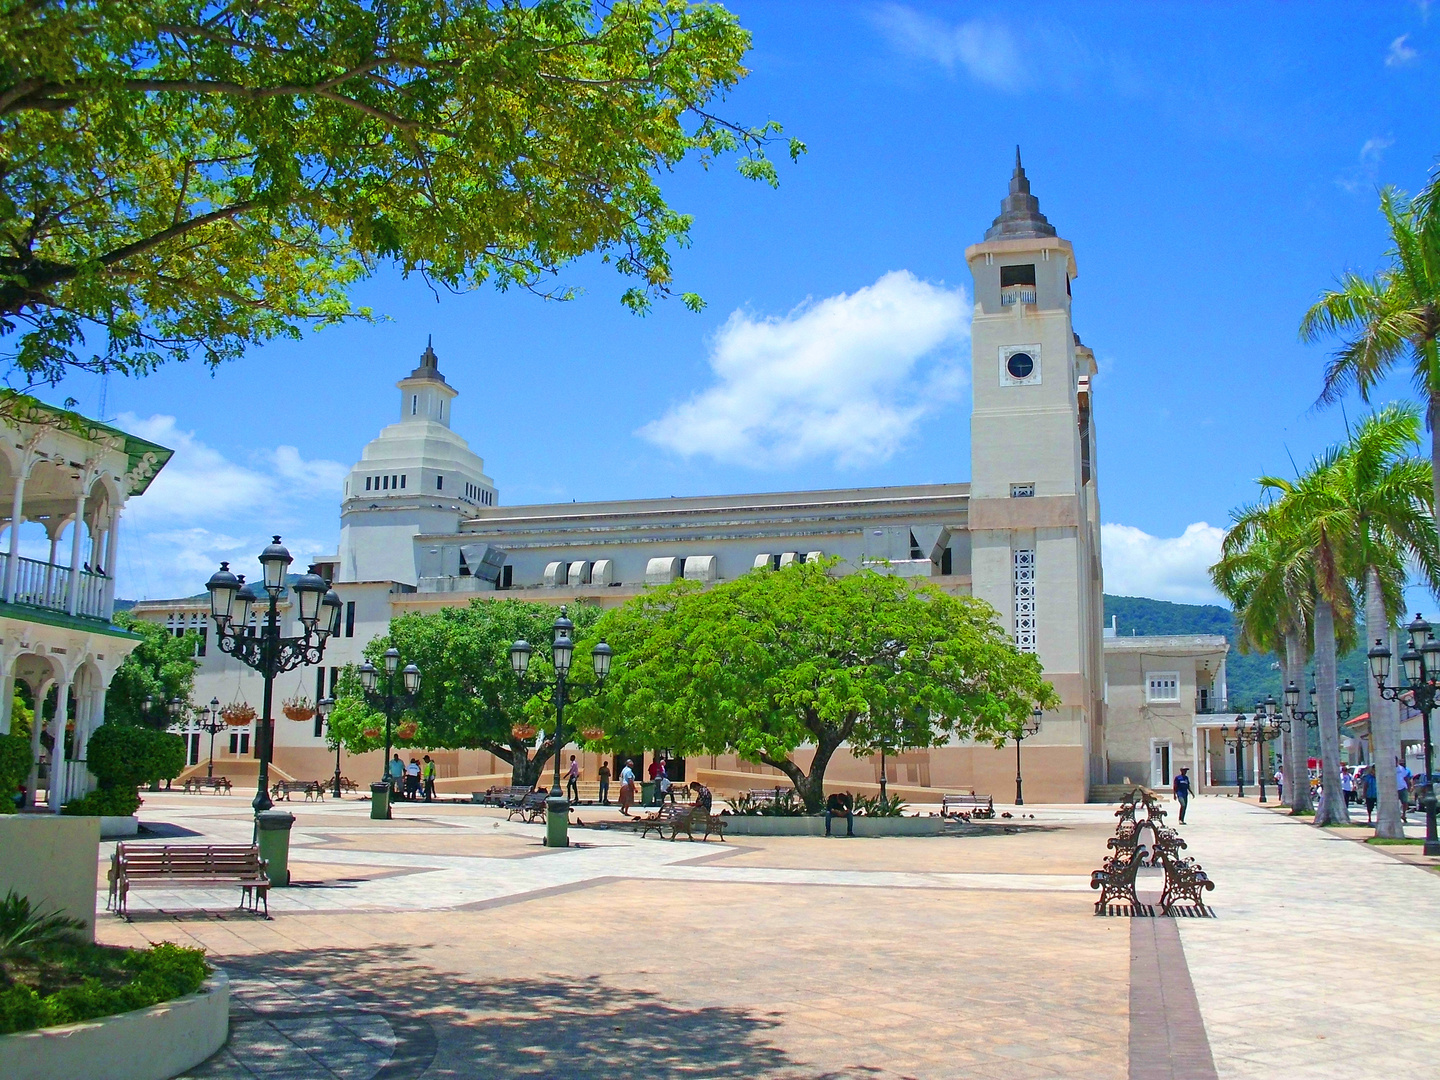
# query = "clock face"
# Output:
<box><xmin>1006</xmin><ymin>352</ymin><xmax>1035</xmax><ymax>380</ymax></box>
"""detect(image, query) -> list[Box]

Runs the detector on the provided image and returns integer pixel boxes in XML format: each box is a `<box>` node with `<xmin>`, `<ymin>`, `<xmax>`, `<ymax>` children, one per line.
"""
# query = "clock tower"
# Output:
<box><xmin>966</xmin><ymin>150</ymin><xmax>1105</xmax><ymax>794</ymax></box>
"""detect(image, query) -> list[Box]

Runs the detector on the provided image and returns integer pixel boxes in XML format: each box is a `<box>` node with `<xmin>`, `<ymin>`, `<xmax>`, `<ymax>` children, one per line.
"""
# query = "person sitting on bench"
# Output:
<box><xmin>692</xmin><ymin>783</ymin><xmax>713</xmax><ymax>812</ymax></box>
<box><xmin>825</xmin><ymin>791</ymin><xmax>854</xmax><ymax>837</ymax></box>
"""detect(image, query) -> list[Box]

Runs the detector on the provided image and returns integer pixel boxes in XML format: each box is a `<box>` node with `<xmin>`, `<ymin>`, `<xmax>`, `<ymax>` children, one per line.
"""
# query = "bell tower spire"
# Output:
<box><xmin>397</xmin><ymin>336</ymin><xmax>458</xmax><ymax>427</ymax></box>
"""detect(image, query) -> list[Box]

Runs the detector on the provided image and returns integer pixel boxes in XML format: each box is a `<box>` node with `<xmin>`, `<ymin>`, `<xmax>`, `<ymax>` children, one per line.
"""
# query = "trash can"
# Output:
<box><xmin>256</xmin><ymin>809</ymin><xmax>295</xmax><ymax>887</ymax></box>
<box><xmin>370</xmin><ymin>781</ymin><xmax>391</xmax><ymax>820</ymax></box>
<box><xmin>641</xmin><ymin>781</ymin><xmax>655</xmax><ymax>806</ymax></box>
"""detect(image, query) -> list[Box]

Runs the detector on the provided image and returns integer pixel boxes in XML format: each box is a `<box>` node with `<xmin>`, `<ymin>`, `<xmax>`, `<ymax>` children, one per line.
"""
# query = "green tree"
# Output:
<box><xmin>0</xmin><ymin>0</ymin><xmax>800</xmax><ymax>395</ymax></box>
<box><xmin>1302</xmin><ymin>175</ymin><xmax>1440</xmax><ymax>516</ymax></box>
<box><xmin>0</xmin><ymin>734</ymin><xmax>29</xmax><ymax>812</ymax></box>
<box><xmin>577</xmin><ymin>562</ymin><xmax>1057</xmax><ymax>813</ymax></box>
<box><xmin>104</xmin><ymin>613</ymin><xmax>199</xmax><ymax>728</ymax></box>
<box><xmin>326</xmin><ymin>599</ymin><xmax>602</xmax><ymax>786</ymax></box>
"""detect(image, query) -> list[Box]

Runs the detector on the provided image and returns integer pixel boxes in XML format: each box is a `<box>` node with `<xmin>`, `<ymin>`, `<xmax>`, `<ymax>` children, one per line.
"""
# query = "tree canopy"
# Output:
<box><xmin>575</xmin><ymin>562</ymin><xmax>1057</xmax><ymax>811</ymax></box>
<box><xmin>105</xmin><ymin>612</ymin><xmax>200</xmax><ymax>728</ymax></box>
<box><xmin>325</xmin><ymin>598</ymin><xmax>604</xmax><ymax>785</ymax></box>
<box><xmin>0</xmin><ymin>0</ymin><xmax>800</xmax><ymax>392</ymax></box>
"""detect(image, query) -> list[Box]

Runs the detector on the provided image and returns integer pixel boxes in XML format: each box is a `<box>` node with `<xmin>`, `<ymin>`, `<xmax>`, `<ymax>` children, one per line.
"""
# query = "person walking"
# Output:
<box><xmin>566</xmin><ymin>755</ymin><xmax>580</xmax><ymax>803</ymax></box>
<box><xmin>1341</xmin><ymin>764</ymin><xmax>1355</xmax><ymax>806</ymax></box>
<box><xmin>1362</xmin><ymin>764</ymin><xmax>1378</xmax><ymax>824</ymax></box>
<box><xmin>405</xmin><ymin>757</ymin><xmax>421</xmax><ymax>801</ymax></box>
<box><xmin>1172</xmin><ymin>766</ymin><xmax>1192</xmax><ymax>824</ymax></box>
<box><xmin>388</xmin><ymin>753</ymin><xmax>404</xmax><ymax>800</ymax></box>
<box><xmin>647</xmin><ymin>756</ymin><xmax>664</xmax><ymax>806</ymax></box>
<box><xmin>1274</xmin><ymin>764</ymin><xmax>1285</xmax><ymax>802</ymax></box>
<box><xmin>597</xmin><ymin>760</ymin><xmax>611</xmax><ymax>805</ymax></box>
<box><xmin>618</xmin><ymin>758</ymin><xmax>636</xmax><ymax>816</ymax></box>
<box><xmin>421</xmin><ymin>755</ymin><xmax>436</xmax><ymax>802</ymax></box>
<box><xmin>1397</xmin><ymin>759</ymin><xmax>1413</xmax><ymax>824</ymax></box>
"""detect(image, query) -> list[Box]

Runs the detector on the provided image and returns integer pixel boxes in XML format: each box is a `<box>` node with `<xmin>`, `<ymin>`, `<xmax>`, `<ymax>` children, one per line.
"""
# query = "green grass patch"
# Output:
<box><xmin>1365</xmin><ymin>837</ymin><xmax>1425</xmax><ymax>845</ymax></box>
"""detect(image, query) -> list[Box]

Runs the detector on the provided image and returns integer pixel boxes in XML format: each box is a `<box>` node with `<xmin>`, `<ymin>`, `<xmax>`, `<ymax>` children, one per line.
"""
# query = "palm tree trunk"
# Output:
<box><xmin>1431</xmin><ymin>394</ymin><xmax>1440</xmax><ymax>532</ymax></box>
<box><xmin>1366</xmin><ymin>567</ymin><xmax>1404</xmax><ymax>838</ymax></box>
<box><xmin>1284</xmin><ymin>628</ymin><xmax>1312</xmax><ymax>813</ymax></box>
<box><xmin>1313</xmin><ymin>599</ymin><xmax>1350</xmax><ymax>826</ymax></box>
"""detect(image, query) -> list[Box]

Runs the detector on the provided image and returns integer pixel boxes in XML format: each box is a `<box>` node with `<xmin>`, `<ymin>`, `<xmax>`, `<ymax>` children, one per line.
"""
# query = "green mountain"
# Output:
<box><xmin>1103</xmin><ymin>594</ymin><xmax>1372</xmax><ymax>715</ymax></box>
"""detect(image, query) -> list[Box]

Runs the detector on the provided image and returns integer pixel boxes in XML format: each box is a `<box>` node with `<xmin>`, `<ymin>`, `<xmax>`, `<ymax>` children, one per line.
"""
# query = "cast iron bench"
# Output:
<box><xmin>337</xmin><ymin>776</ymin><xmax>359</xmax><ymax>794</ymax></box>
<box><xmin>941</xmin><ymin>792</ymin><xmax>995</xmax><ymax>819</ymax></box>
<box><xmin>484</xmin><ymin>785</ymin><xmax>531</xmax><ymax>807</ymax></box>
<box><xmin>183</xmin><ymin>776</ymin><xmax>232</xmax><ymax>794</ymax></box>
<box><xmin>635</xmin><ymin>804</ymin><xmax>729</xmax><ymax>842</ymax></box>
<box><xmin>1156</xmin><ymin>849</ymin><xmax>1214</xmax><ymax>913</ymax></box>
<box><xmin>108</xmin><ymin>843</ymin><xmax>270</xmax><ymax>918</ymax></box>
<box><xmin>1090</xmin><ymin>848</ymin><xmax>1146</xmax><ymax>912</ymax></box>
<box><xmin>271</xmin><ymin>779</ymin><xmax>324</xmax><ymax>801</ymax></box>
<box><xmin>506</xmin><ymin>790</ymin><xmax>550</xmax><ymax>823</ymax></box>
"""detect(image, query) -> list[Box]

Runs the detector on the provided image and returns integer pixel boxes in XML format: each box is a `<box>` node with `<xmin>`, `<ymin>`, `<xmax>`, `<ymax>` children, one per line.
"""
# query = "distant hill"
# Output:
<box><xmin>1103</xmin><ymin>594</ymin><xmax>1371</xmax><ymax>715</ymax></box>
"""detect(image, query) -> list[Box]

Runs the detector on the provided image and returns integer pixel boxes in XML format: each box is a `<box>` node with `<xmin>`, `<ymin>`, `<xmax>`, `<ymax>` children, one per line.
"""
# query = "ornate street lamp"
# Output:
<box><xmin>1223</xmin><ymin>698</ymin><xmax>1288</xmax><ymax>803</ymax></box>
<box><xmin>317</xmin><ymin>697</ymin><xmax>341</xmax><ymax>799</ymax></box>
<box><xmin>357</xmin><ymin>647</ymin><xmax>420</xmax><ymax>819</ymax></box>
<box><xmin>205</xmin><ymin>540</ymin><xmax>334</xmax><ymax>817</ymax></box>
<box><xmin>1368</xmin><ymin>615</ymin><xmax>1440</xmax><ymax>855</ymax></box>
<box><xmin>1013</xmin><ymin>709</ymin><xmax>1042</xmax><ymax>806</ymax></box>
<box><xmin>194</xmin><ymin>696</ymin><xmax>224</xmax><ymax>780</ymax></box>
<box><xmin>509</xmin><ymin>606</ymin><xmax>613</xmax><ymax>848</ymax></box>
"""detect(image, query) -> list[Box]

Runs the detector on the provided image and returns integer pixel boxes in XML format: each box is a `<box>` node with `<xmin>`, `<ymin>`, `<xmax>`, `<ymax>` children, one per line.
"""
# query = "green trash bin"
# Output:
<box><xmin>641</xmin><ymin>781</ymin><xmax>655</xmax><ymax>806</ymax></box>
<box><xmin>256</xmin><ymin>810</ymin><xmax>294</xmax><ymax>887</ymax></box>
<box><xmin>370</xmin><ymin>781</ymin><xmax>391</xmax><ymax>820</ymax></box>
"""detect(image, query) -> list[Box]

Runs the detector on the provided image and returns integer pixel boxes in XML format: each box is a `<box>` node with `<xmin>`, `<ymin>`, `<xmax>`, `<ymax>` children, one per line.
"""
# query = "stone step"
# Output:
<box><xmin>1088</xmin><ymin>783</ymin><xmax>1153</xmax><ymax>803</ymax></box>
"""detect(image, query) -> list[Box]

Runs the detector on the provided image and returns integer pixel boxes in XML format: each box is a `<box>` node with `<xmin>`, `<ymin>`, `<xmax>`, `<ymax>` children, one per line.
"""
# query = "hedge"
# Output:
<box><xmin>0</xmin><ymin>733</ymin><xmax>29</xmax><ymax>813</ymax></box>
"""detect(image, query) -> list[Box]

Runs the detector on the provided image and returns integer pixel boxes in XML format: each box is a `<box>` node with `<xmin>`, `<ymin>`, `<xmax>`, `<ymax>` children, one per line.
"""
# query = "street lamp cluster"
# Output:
<box><xmin>205</xmin><ymin>537</ymin><xmax>342</xmax><ymax>815</ymax></box>
<box><xmin>509</xmin><ymin>607</ymin><xmax>613</xmax><ymax>848</ymax></box>
<box><xmin>1368</xmin><ymin>614</ymin><xmax>1440</xmax><ymax>856</ymax></box>
<box><xmin>357</xmin><ymin>647</ymin><xmax>421</xmax><ymax>819</ymax></box>
<box><xmin>1222</xmin><ymin>698</ymin><xmax>1286</xmax><ymax>802</ymax></box>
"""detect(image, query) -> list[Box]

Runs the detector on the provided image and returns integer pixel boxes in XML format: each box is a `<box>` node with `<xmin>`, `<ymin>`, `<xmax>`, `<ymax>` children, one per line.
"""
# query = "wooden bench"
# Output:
<box><xmin>271</xmin><ymin>779</ymin><xmax>325</xmax><ymax>801</ymax></box>
<box><xmin>108</xmin><ymin>843</ymin><xmax>271</xmax><ymax>918</ymax></box>
<box><xmin>1089</xmin><ymin>848</ymin><xmax>1145</xmax><ymax>911</ymax></box>
<box><xmin>182</xmin><ymin>776</ymin><xmax>232</xmax><ymax>795</ymax></box>
<box><xmin>941</xmin><ymin>792</ymin><xmax>995</xmax><ymax>819</ymax></box>
<box><xmin>506</xmin><ymin>790</ymin><xmax>550</xmax><ymax>823</ymax></box>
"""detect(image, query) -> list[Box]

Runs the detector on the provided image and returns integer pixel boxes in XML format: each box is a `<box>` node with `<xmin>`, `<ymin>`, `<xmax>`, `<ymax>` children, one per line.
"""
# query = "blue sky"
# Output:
<box><xmin>40</xmin><ymin>1</ymin><xmax>1440</xmax><ymax>605</ymax></box>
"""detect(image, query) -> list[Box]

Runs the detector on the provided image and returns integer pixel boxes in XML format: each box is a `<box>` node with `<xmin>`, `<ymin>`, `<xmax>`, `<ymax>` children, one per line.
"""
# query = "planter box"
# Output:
<box><xmin>0</xmin><ymin>971</ymin><xmax>229</xmax><ymax>1080</ymax></box>
<box><xmin>100</xmin><ymin>815</ymin><xmax>139</xmax><ymax>838</ymax></box>
<box><xmin>0</xmin><ymin>815</ymin><xmax>99</xmax><ymax>938</ymax></box>
<box><xmin>721</xmin><ymin>815</ymin><xmax>944</xmax><ymax>837</ymax></box>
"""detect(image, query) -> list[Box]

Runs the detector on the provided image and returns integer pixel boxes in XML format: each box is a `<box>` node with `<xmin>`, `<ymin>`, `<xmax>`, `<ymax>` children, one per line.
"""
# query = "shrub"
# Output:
<box><xmin>730</xmin><ymin>788</ymin><xmax>806</xmax><ymax>816</ymax></box>
<box><xmin>0</xmin><ymin>733</ymin><xmax>29</xmax><ymax>813</ymax></box>
<box><xmin>62</xmin><ymin>787</ymin><xmax>140</xmax><ymax>817</ymax></box>
<box><xmin>855</xmin><ymin>793</ymin><xmax>907</xmax><ymax>818</ymax></box>
<box><xmin>64</xmin><ymin>725</ymin><xmax>182</xmax><ymax>816</ymax></box>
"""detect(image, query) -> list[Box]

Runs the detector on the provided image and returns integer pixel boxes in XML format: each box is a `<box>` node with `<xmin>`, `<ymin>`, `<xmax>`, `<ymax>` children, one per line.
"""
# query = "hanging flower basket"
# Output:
<box><xmin>282</xmin><ymin>695</ymin><xmax>316</xmax><ymax>722</ymax></box>
<box><xmin>362</xmin><ymin>727</ymin><xmax>381</xmax><ymax>740</ymax></box>
<box><xmin>397</xmin><ymin>721</ymin><xmax>418</xmax><ymax>741</ymax></box>
<box><xmin>221</xmin><ymin>702</ymin><xmax>256</xmax><ymax>727</ymax></box>
<box><xmin>579</xmin><ymin>727</ymin><xmax>605</xmax><ymax>743</ymax></box>
<box><xmin>511</xmin><ymin>723</ymin><xmax>538</xmax><ymax>742</ymax></box>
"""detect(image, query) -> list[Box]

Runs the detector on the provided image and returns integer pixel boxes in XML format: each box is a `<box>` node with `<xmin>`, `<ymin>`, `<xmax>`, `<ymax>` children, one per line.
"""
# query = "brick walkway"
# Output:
<box><xmin>92</xmin><ymin>792</ymin><xmax>1438</xmax><ymax>1079</ymax></box>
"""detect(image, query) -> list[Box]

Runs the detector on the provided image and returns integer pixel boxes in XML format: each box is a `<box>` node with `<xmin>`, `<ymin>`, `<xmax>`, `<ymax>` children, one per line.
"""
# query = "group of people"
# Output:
<box><xmin>387</xmin><ymin>753</ymin><xmax>437</xmax><ymax>801</ymax></box>
<box><xmin>569</xmin><ymin>756</ymin><xmax>681</xmax><ymax>815</ymax></box>
<box><xmin>1270</xmin><ymin>760</ymin><xmax>1420</xmax><ymax>825</ymax></box>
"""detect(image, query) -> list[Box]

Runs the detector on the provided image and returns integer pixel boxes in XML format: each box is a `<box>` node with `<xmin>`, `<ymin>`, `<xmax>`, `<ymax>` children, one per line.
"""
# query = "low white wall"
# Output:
<box><xmin>100</xmin><ymin>815</ymin><xmax>139</xmax><ymax>838</ymax></box>
<box><xmin>721</xmin><ymin>815</ymin><xmax>944</xmax><ymax>836</ymax></box>
<box><xmin>0</xmin><ymin>815</ymin><xmax>99</xmax><ymax>938</ymax></box>
<box><xmin>0</xmin><ymin>971</ymin><xmax>229</xmax><ymax>1080</ymax></box>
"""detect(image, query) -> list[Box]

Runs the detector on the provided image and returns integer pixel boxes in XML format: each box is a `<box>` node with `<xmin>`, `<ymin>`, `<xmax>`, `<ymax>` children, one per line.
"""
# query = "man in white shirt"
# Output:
<box><xmin>1397</xmin><ymin>760</ymin><xmax>1413</xmax><ymax>824</ymax></box>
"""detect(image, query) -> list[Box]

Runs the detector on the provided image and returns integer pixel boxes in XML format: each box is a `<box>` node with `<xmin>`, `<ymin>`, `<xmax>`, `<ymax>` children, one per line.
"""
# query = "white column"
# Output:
<box><xmin>66</xmin><ymin>491</ymin><xmax>85</xmax><ymax>616</ymax></box>
<box><xmin>102</xmin><ymin>512</ymin><xmax>120</xmax><ymax>617</ymax></box>
<box><xmin>48</xmin><ymin>678</ymin><xmax>70</xmax><ymax>811</ymax></box>
<box><xmin>4</xmin><ymin>466</ymin><xmax>26</xmax><ymax>602</ymax></box>
<box><xmin>0</xmin><ymin>663</ymin><xmax>11</xmax><ymax>736</ymax></box>
<box><xmin>25</xmin><ymin>677</ymin><xmax>50</xmax><ymax>809</ymax></box>
<box><xmin>44</xmin><ymin>531</ymin><xmax>59</xmax><ymax>606</ymax></box>
<box><xmin>74</xmin><ymin>682</ymin><xmax>105</xmax><ymax>799</ymax></box>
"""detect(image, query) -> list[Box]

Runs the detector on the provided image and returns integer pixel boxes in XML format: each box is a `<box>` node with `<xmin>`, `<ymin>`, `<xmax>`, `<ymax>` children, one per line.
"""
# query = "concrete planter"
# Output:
<box><xmin>100</xmin><ymin>815</ymin><xmax>139</xmax><ymax>838</ymax></box>
<box><xmin>0</xmin><ymin>971</ymin><xmax>229</xmax><ymax>1080</ymax></box>
<box><xmin>721</xmin><ymin>815</ymin><xmax>944</xmax><ymax>837</ymax></box>
<box><xmin>0</xmin><ymin>815</ymin><xmax>99</xmax><ymax>938</ymax></box>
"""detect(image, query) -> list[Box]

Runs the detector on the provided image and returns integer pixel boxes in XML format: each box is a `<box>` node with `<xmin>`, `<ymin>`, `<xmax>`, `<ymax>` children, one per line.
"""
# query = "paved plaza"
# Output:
<box><xmin>95</xmin><ymin>793</ymin><xmax>1440</xmax><ymax>1080</ymax></box>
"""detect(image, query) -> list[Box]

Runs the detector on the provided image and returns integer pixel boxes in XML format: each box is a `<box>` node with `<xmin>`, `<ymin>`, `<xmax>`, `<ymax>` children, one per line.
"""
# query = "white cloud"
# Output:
<box><xmin>109</xmin><ymin>413</ymin><xmax>345</xmax><ymax>601</ymax></box>
<box><xmin>871</xmin><ymin>4</ymin><xmax>1024</xmax><ymax>90</ymax></box>
<box><xmin>1101</xmin><ymin>522</ymin><xmax>1226</xmax><ymax>606</ymax></box>
<box><xmin>639</xmin><ymin>271</ymin><xmax>969</xmax><ymax>469</ymax></box>
<box><xmin>1336</xmin><ymin>135</ymin><xmax>1395</xmax><ymax>194</ymax></box>
<box><xmin>1386</xmin><ymin>33</ymin><xmax>1419</xmax><ymax>67</ymax></box>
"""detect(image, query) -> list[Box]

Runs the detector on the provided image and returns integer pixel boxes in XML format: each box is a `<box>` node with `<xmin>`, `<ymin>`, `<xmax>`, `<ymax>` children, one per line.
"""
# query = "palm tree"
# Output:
<box><xmin>1213</xmin><ymin>504</ymin><xmax>1314</xmax><ymax>813</ymax></box>
<box><xmin>1302</xmin><ymin>177</ymin><xmax>1440</xmax><ymax>515</ymax></box>
<box><xmin>1328</xmin><ymin>403</ymin><xmax>1440</xmax><ymax>838</ymax></box>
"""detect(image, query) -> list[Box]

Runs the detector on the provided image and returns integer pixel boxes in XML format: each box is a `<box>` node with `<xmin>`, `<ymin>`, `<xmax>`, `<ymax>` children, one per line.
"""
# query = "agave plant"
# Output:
<box><xmin>0</xmin><ymin>891</ymin><xmax>86</xmax><ymax>980</ymax></box>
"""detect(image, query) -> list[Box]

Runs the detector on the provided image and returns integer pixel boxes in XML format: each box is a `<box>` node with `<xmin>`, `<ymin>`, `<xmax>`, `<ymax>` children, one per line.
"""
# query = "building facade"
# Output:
<box><xmin>0</xmin><ymin>405</ymin><xmax>172</xmax><ymax>809</ymax></box>
<box><xmin>138</xmin><ymin>156</ymin><xmax>1122</xmax><ymax>803</ymax></box>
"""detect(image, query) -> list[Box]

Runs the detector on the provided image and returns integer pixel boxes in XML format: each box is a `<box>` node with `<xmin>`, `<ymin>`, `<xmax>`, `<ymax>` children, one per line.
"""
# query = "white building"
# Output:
<box><xmin>138</xmin><ymin>155</ymin><xmax>1134</xmax><ymax>802</ymax></box>
<box><xmin>0</xmin><ymin>404</ymin><xmax>172</xmax><ymax>809</ymax></box>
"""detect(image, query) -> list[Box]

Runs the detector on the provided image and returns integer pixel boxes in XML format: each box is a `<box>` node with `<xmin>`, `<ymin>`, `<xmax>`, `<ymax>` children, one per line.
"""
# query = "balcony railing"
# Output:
<box><xmin>0</xmin><ymin>554</ymin><xmax>112</xmax><ymax>620</ymax></box>
<box><xmin>1000</xmin><ymin>284</ymin><xmax>1037</xmax><ymax>306</ymax></box>
<box><xmin>1195</xmin><ymin>692</ymin><xmax>1231</xmax><ymax>715</ymax></box>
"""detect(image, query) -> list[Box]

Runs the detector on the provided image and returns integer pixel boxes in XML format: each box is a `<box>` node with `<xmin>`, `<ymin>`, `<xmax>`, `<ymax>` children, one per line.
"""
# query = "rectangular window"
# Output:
<box><xmin>189</xmin><ymin>733</ymin><xmax>200</xmax><ymax>766</ymax></box>
<box><xmin>329</xmin><ymin>666</ymin><xmax>339</xmax><ymax>696</ymax></box>
<box><xmin>1010</xmin><ymin>483</ymin><xmax>1035</xmax><ymax>498</ymax></box>
<box><xmin>1146</xmin><ymin>672</ymin><xmax>1181</xmax><ymax>703</ymax></box>
<box><xmin>196</xmin><ymin>626</ymin><xmax>207</xmax><ymax>658</ymax></box>
<box><xmin>345</xmin><ymin>600</ymin><xmax>356</xmax><ymax>638</ymax></box>
<box><xmin>400</xmin><ymin>474</ymin><xmax>406</xmax><ymax>489</ymax></box>
<box><xmin>940</xmin><ymin>547</ymin><xmax>953</xmax><ymax>575</ymax></box>
<box><xmin>1000</xmin><ymin>264</ymin><xmax>1036</xmax><ymax>287</ymax></box>
<box><xmin>392</xmin><ymin>475</ymin><xmax>398</xmax><ymax>489</ymax></box>
<box><xmin>365</xmin><ymin>476</ymin><xmax>371</xmax><ymax>491</ymax></box>
<box><xmin>501</xmin><ymin>565</ymin><xmax>513</xmax><ymax>589</ymax></box>
<box><xmin>1013</xmin><ymin>549</ymin><xmax>1036</xmax><ymax>653</ymax></box>
<box><xmin>437</xmin><ymin>475</ymin><xmax>443</xmax><ymax>490</ymax></box>
<box><xmin>229</xmin><ymin>731</ymin><xmax>250</xmax><ymax>755</ymax></box>
<box><xmin>382</xmin><ymin>475</ymin><xmax>388</xmax><ymax>490</ymax></box>
<box><xmin>412</xmin><ymin>395</ymin><xmax>417</xmax><ymax>415</ymax></box>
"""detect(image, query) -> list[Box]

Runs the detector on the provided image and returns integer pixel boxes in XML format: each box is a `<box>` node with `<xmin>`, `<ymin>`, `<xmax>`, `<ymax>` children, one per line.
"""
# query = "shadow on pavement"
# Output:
<box><xmin>197</xmin><ymin>947</ymin><xmax>846</xmax><ymax>1080</ymax></box>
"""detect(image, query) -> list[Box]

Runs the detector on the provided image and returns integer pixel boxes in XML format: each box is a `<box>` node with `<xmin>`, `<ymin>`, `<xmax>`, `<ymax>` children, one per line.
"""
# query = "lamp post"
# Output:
<box><xmin>205</xmin><ymin>539</ymin><xmax>341</xmax><ymax>817</ymax></box>
<box><xmin>1226</xmin><ymin>697</ymin><xmax>1289</xmax><ymax>803</ymax></box>
<box><xmin>1284</xmin><ymin>677</ymin><xmax>1355</xmax><ymax>805</ymax></box>
<box><xmin>1014</xmin><ymin>709</ymin><xmax>1042</xmax><ymax>806</ymax></box>
<box><xmin>1367</xmin><ymin>613</ymin><xmax>1440</xmax><ymax>855</ymax></box>
<box><xmin>164</xmin><ymin>696</ymin><xmax>183</xmax><ymax>789</ymax></box>
<box><xmin>317</xmin><ymin>697</ymin><xmax>341</xmax><ymax>799</ymax></box>
<box><xmin>358</xmin><ymin>647</ymin><xmax>420</xmax><ymax>819</ymax></box>
<box><xmin>1220</xmin><ymin>718</ymin><xmax>1249</xmax><ymax>798</ymax></box>
<box><xmin>509</xmin><ymin>606</ymin><xmax>613</xmax><ymax>848</ymax></box>
<box><xmin>196</xmin><ymin>697</ymin><xmax>224</xmax><ymax>779</ymax></box>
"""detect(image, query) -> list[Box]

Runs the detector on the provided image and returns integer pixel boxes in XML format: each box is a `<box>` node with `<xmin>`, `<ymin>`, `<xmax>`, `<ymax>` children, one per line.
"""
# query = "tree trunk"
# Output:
<box><xmin>1366</xmin><ymin>568</ymin><xmax>1404</xmax><ymax>838</ymax></box>
<box><xmin>759</xmin><ymin>722</ymin><xmax>848</xmax><ymax>813</ymax></box>
<box><xmin>1431</xmin><ymin>393</ymin><xmax>1440</xmax><ymax>540</ymax></box>
<box><xmin>1284</xmin><ymin>628</ymin><xmax>1312</xmax><ymax>814</ymax></box>
<box><xmin>485</xmin><ymin>739</ymin><xmax>550</xmax><ymax>787</ymax></box>
<box><xmin>1312</xmin><ymin>600</ymin><xmax>1350</xmax><ymax>826</ymax></box>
